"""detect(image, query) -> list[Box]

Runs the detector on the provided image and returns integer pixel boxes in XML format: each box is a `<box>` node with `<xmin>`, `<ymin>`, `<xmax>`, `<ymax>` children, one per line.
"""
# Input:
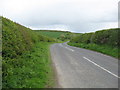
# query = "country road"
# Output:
<box><xmin>50</xmin><ymin>42</ymin><xmax>119</xmax><ymax>88</ymax></box>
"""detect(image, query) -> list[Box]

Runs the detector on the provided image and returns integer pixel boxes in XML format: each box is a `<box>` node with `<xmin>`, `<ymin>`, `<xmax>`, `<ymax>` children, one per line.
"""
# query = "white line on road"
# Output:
<box><xmin>65</xmin><ymin>46</ymin><xmax>74</xmax><ymax>52</ymax></box>
<box><xmin>59</xmin><ymin>43</ymin><xmax>74</xmax><ymax>52</ymax></box>
<box><xmin>83</xmin><ymin>57</ymin><xmax>120</xmax><ymax>78</ymax></box>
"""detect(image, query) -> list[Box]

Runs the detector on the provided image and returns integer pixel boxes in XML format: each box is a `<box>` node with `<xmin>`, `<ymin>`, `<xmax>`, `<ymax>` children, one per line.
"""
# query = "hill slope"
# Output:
<box><xmin>2</xmin><ymin>17</ymin><xmax>56</xmax><ymax>88</ymax></box>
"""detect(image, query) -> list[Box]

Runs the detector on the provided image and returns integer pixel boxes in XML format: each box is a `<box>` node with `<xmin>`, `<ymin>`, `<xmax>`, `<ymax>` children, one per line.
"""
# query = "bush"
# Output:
<box><xmin>70</xmin><ymin>28</ymin><xmax>119</xmax><ymax>47</ymax></box>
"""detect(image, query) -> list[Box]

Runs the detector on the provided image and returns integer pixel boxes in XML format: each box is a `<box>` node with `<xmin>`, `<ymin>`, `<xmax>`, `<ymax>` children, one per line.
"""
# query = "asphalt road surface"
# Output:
<box><xmin>50</xmin><ymin>42</ymin><xmax>119</xmax><ymax>88</ymax></box>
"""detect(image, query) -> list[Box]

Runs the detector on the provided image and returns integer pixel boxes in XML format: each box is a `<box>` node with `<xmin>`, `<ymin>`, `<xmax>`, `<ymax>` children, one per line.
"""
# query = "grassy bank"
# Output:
<box><xmin>2</xmin><ymin>17</ymin><xmax>56</xmax><ymax>88</ymax></box>
<box><xmin>3</xmin><ymin>42</ymin><xmax>55</xmax><ymax>88</ymax></box>
<box><xmin>68</xmin><ymin>42</ymin><xmax>119</xmax><ymax>59</ymax></box>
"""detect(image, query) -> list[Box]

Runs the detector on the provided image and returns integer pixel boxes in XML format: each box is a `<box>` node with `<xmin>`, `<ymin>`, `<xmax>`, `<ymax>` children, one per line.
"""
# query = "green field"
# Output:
<box><xmin>35</xmin><ymin>30</ymin><xmax>73</xmax><ymax>41</ymax></box>
<box><xmin>37</xmin><ymin>30</ymin><xmax>67</xmax><ymax>38</ymax></box>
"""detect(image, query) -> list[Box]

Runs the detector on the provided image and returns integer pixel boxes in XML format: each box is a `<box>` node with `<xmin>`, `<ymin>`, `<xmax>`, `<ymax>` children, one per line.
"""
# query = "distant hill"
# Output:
<box><xmin>34</xmin><ymin>30</ymin><xmax>73</xmax><ymax>41</ymax></box>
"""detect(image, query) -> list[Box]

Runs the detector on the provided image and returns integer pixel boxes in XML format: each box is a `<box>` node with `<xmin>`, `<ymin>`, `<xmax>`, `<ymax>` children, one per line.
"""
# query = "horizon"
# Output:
<box><xmin>2</xmin><ymin>16</ymin><xmax>118</xmax><ymax>34</ymax></box>
<box><xmin>1</xmin><ymin>0</ymin><xmax>118</xmax><ymax>33</ymax></box>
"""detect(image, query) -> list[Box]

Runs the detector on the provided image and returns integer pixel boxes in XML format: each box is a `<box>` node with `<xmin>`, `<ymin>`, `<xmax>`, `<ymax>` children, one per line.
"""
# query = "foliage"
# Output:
<box><xmin>71</xmin><ymin>33</ymin><xmax>93</xmax><ymax>43</ymax></box>
<box><xmin>3</xmin><ymin>42</ymin><xmax>55</xmax><ymax>88</ymax></box>
<box><xmin>2</xmin><ymin>17</ymin><xmax>56</xmax><ymax>88</ymax></box>
<box><xmin>70</xmin><ymin>28</ymin><xmax>119</xmax><ymax>47</ymax></box>
<box><xmin>92</xmin><ymin>29</ymin><xmax>119</xmax><ymax>46</ymax></box>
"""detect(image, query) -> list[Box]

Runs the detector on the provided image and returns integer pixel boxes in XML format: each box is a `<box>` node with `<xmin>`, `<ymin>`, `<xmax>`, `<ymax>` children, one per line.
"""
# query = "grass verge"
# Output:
<box><xmin>3</xmin><ymin>42</ymin><xmax>55</xmax><ymax>88</ymax></box>
<box><xmin>68</xmin><ymin>42</ymin><xmax>119</xmax><ymax>59</ymax></box>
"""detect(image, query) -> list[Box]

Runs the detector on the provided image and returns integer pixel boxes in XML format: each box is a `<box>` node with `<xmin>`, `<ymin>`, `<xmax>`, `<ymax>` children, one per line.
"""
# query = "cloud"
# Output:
<box><xmin>0</xmin><ymin>0</ymin><xmax>119</xmax><ymax>33</ymax></box>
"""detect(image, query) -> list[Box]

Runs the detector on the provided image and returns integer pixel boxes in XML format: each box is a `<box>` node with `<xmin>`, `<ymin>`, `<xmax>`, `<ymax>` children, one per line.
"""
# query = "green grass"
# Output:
<box><xmin>35</xmin><ymin>30</ymin><xmax>73</xmax><ymax>41</ymax></box>
<box><xmin>3</xmin><ymin>42</ymin><xmax>55</xmax><ymax>88</ymax></box>
<box><xmin>68</xmin><ymin>42</ymin><xmax>119</xmax><ymax>59</ymax></box>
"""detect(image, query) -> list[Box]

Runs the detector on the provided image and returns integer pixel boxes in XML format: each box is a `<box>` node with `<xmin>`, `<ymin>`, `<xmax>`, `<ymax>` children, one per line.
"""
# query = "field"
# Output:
<box><xmin>36</xmin><ymin>30</ymin><xmax>67</xmax><ymax>38</ymax></box>
<box><xmin>35</xmin><ymin>30</ymin><xmax>73</xmax><ymax>41</ymax></box>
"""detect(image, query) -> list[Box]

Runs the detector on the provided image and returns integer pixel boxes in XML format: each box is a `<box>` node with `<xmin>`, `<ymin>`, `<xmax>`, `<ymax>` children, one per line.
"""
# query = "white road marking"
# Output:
<box><xmin>65</xmin><ymin>46</ymin><xmax>74</xmax><ymax>52</ymax></box>
<box><xmin>59</xmin><ymin>43</ymin><xmax>63</xmax><ymax>46</ymax></box>
<box><xmin>59</xmin><ymin>44</ymin><xmax>74</xmax><ymax>52</ymax></box>
<box><xmin>83</xmin><ymin>57</ymin><xmax>120</xmax><ymax>78</ymax></box>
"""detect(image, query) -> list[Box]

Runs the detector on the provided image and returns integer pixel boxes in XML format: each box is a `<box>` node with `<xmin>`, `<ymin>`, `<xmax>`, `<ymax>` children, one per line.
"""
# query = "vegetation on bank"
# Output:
<box><xmin>68</xmin><ymin>42</ymin><xmax>118</xmax><ymax>59</ymax></box>
<box><xmin>68</xmin><ymin>28</ymin><xmax>120</xmax><ymax>59</ymax></box>
<box><xmin>2</xmin><ymin>17</ymin><xmax>56</xmax><ymax>88</ymax></box>
<box><xmin>3</xmin><ymin>42</ymin><xmax>55</xmax><ymax>88</ymax></box>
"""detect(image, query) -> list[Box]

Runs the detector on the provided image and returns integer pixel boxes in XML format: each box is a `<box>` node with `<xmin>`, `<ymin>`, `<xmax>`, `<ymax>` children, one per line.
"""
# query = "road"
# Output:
<box><xmin>50</xmin><ymin>42</ymin><xmax>119</xmax><ymax>88</ymax></box>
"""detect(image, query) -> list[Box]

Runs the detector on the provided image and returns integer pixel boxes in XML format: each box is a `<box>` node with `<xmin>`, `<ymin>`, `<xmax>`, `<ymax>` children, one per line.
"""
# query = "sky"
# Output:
<box><xmin>0</xmin><ymin>0</ymin><xmax>119</xmax><ymax>33</ymax></box>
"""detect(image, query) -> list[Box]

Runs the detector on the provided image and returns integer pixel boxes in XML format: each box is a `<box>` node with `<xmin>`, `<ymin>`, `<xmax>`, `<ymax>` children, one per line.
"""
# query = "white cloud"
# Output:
<box><xmin>0</xmin><ymin>0</ymin><xmax>119</xmax><ymax>33</ymax></box>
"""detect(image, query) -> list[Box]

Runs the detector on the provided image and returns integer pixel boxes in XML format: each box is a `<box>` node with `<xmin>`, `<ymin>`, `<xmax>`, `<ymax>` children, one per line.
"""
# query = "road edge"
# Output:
<box><xmin>49</xmin><ymin>43</ymin><xmax>62</xmax><ymax>88</ymax></box>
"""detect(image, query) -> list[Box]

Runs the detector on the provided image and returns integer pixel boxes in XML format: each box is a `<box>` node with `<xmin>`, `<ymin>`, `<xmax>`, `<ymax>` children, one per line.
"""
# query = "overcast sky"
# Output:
<box><xmin>0</xmin><ymin>0</ymin><xmax>119</xmax><ymax>33</ymax></box>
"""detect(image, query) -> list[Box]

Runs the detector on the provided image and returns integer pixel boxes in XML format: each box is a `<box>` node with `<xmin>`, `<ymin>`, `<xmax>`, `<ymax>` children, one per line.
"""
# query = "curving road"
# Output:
<box><xmin>50</xmin><ymin>42</ymin><xmax>119</xmax><ymax>88</ymax></box>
